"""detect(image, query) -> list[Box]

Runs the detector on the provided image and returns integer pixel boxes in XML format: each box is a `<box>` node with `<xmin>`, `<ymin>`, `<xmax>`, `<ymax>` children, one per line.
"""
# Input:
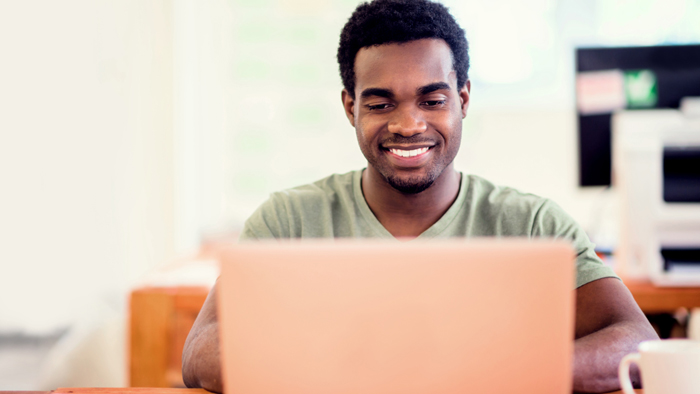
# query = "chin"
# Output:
<box><xmin>385</xmin><ymin>174</ymin><xmax>436</xmax><ymax>194</ymax></box>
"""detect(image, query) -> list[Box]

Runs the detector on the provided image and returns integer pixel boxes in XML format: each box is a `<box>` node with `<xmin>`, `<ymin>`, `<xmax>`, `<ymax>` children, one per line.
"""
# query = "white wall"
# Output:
<box><xmin>0</xmin><ymin>0</ymin><xmax>176</xmax><ymax>333</ymax></box>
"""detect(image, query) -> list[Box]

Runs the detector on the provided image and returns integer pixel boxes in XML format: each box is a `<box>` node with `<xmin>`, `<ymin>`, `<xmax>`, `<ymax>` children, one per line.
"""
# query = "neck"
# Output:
<box><xmin>361</xmin><ymin>164</ymin><xmax>461</xmax><ymax>239</ymax></box>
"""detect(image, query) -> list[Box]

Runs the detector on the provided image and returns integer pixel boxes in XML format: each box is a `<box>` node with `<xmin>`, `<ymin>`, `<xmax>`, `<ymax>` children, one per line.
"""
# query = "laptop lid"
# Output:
<box><xmin>218</xmin><ymin>240</ymin><xmax>575</xmax><ymax>394</ymax></box>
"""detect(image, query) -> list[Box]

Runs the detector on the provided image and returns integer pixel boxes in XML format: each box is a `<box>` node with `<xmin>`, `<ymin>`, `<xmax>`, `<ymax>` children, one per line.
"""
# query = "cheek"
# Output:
<box><xmin>355</xmin><ymin>124</ymin><xmax>374</xmax><ymax>155</ymax></box>
<box><xmin>432</xmin><ymin>113</ymin><xmax>462</xmax><ymax>141</ymax></box>
<box><xmin>451</xmin><ymin>126</ymin><xmax>462</xmax><ymax>149</ymax></box>
<box><xmin>355</xmin><ymin>128</ymin><xmax>365</xmax><ymax>146</ymax></box>
<box><xmin>437</xmin><ymin>118</ymin><xmax>463</xmax><ymax>158</ymax></box>
<box><xmin>357</xmin><ymin>118</ymin><xmax>380</xmax><ymax>142</ymax></box>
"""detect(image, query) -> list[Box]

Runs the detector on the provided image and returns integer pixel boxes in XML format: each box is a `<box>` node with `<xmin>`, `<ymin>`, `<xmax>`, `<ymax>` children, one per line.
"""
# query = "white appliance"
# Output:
<box><xmin>613</xmin><ymin>107</ymin><xmax>700</xmax><ymax>286</ymax></box>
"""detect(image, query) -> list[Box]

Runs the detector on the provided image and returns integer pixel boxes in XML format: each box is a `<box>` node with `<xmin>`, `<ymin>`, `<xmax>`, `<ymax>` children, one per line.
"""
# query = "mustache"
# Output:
<box><xmin>379</xmin><ymin>136</ymin><xmax>437</xmax><ymax>146</ymax></box>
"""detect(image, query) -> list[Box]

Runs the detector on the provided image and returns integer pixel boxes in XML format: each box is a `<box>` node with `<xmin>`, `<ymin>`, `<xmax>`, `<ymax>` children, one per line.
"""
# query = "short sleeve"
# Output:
<box><xmin>239</xmin><ymin>193</ymin><xmax>292</xmax><ymax>241</ymax></box>
<box><xmin>531</xmin><ymin>199</ymin><xmax>618</xmax><ymax>288</ymax></box>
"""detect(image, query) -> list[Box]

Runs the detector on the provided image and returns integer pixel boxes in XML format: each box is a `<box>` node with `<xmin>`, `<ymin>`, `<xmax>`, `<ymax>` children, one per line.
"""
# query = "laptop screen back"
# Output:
<box><xmin>218</xmin><ymin>240</ymin><xmax>575</xmax><ymax>394</ymax></box>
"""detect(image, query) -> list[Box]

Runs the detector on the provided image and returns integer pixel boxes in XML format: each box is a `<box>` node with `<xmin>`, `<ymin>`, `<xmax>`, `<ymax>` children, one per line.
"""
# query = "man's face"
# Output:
<box><xmin>342</xmin><ymin>38</ymin><xmax>470</xmax><ymax>194</ymax></box>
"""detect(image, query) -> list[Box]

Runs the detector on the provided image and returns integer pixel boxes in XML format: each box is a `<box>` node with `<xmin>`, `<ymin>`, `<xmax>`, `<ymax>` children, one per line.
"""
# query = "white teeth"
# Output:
<box><xmin>389</xmin><ymin>147</ymin><xmax>429</xmax><ymax>157</ymax></box>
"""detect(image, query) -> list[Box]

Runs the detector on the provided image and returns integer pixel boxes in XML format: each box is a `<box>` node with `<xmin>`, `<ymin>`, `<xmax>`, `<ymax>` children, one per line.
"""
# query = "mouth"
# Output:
<box><xmin>381</xmin><ymin>145</ymin><xmax>434</xmax><ymax>167</ymax></box>
<box><xmin>387</xmin><ymin>147</ymin><xmax>430</xmax><ymax>158</ymax></box>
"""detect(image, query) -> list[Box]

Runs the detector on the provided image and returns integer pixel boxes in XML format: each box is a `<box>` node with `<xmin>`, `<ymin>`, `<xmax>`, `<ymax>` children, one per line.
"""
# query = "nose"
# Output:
<box><xmin>387</xmin><ymin>105</ymin><xmax>427</xmax><ymax>137</ymax></box>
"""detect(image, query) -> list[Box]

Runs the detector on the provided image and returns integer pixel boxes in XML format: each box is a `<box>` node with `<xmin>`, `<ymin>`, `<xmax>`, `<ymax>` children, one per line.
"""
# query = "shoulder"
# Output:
<box><xmin>465</xmin><ymin>174</ymin><xmax>581</xmax><ymax>236</ymax></box>
<box><xmin>463</xmin><ymin>175</ymin><xmax>548</xmax><ymax>234</ymax></box>
<box><xmin>463</xmin><ymin>175</ymin><xmax>616</xmax><ymax>288</ymax></box>
<box><xmin>279</xmin><ymin>170</ymin><xmax>357</xmax><ymax>204</ymax></box>
<box><xmin>467</xmin><ymin>175</ymin><xmax>546</xmax><ymax>208</ymax></box>
<box><xmin>268</xmin><ymin>171</ymin><xmax>357</xmax><ymax>217</ymax></box>
<box><xmin>240</xmin><ymin>170</ymin><xmax>359</xmax><ymax>239</ymax></box>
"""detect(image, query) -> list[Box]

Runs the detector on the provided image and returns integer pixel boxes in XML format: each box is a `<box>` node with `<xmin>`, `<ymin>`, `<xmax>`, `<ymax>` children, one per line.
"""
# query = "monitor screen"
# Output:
<box><xmin>576</xmin><ymin>44</ymin><xmax>700</xmax><ymax>186</ymax></box>
<box><xmin>664</xmin><ymin>146</ymin><xmax>700</xmax><ymax>203</ymax></box>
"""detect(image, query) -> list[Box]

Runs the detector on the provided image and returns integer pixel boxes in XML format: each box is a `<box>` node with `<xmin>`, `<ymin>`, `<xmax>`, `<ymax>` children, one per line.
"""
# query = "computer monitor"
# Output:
<box><xmin>576</xmin><ymin>44</ymin><xmax>700</xmax><ymax>186</ymax></box>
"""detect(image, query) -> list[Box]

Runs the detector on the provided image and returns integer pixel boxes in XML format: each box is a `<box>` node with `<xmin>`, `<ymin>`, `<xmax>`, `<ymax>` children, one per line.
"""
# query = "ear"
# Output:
<box><xmin>341</xmin><ymin>89</ymin><xmax>356</xmax><ymax>127</ymax></box>
<box><xmin>459</xmin><ymin>80</ymin><xmax>471</xmax><ymax>119</ymax></box>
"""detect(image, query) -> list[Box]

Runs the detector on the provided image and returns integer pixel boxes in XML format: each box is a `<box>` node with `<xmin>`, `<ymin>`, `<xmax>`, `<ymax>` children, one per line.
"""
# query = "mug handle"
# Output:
<box><xmin>618</xmin><ymin>352</ymin><xmax>641</xmax><ymax>394</ymax></box>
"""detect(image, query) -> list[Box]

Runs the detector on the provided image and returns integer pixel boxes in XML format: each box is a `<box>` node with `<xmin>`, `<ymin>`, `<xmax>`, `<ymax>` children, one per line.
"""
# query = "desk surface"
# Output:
<box><xmin>0</xmin><ymin>388</ymin><xmax>643</xmax><ymax>394</ymax></box>
<box><xmin>622</xmin><ymin>279</ymin><xmax>700</xmax><ymax>313</ymax></box>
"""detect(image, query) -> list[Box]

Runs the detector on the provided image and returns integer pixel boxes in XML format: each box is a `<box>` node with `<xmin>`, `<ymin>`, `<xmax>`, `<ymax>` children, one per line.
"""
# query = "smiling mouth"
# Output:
<box><xmin>387</xmin><ymin>147</ymin><xmax>430</xmax><ymax>157</ymax></box>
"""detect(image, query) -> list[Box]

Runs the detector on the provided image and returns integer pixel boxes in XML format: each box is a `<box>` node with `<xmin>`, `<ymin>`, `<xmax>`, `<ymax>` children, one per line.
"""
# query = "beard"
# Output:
<box><xmin>359</xmin><ymin>131</ymin><xmax>461</xmax><ymax>195</ymax></box>
<box><xmin>366</xmin><ymin>136</ymin><xmax>441</xmax><ymax>194</ymax></box>
<box><xmin>379</xmin><ymin>167</ymin><xmax>441</xmax><ymax>194</ymax></box>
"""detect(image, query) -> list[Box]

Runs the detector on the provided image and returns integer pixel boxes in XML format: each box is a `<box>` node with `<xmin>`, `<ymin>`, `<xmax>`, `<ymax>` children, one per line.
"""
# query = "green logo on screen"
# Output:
<box><xmin>624</xmin><ymin>70</ymin><xmax>658</xmax><ymax>108</ymax></box>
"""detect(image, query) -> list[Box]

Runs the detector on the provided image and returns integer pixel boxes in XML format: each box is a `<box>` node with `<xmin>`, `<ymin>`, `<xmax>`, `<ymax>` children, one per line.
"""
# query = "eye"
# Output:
<box><xmin>422</xmin><ymin>100</ymin><xmax>446</xmax><ymax>107</ymax></box>
<box><xmin>366</xmin><ymin>103</ymin><xmax>393</xmax><ymax>111</ymax></box>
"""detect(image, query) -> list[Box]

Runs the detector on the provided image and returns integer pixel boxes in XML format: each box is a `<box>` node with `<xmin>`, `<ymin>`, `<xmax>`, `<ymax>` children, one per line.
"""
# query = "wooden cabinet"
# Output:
<box><xmin>129</xmin><ymin>287</ymin><xmax>209</xmax><ymax>387</ymax></box>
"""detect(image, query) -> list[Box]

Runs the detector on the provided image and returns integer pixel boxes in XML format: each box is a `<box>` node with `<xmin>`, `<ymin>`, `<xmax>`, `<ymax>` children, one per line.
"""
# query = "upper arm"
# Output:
<box><xmin>183</xmin><ymin>281</ymin><xmax>219</xmax><ymax>356</ymax></box>
<box><xmin>193</xmin><ymin>281</ymin><xmax>218</xmax><ymax>328</ymax></box>
<box><xmin>574</xmin><ymin>277</ymin><xmax>649</xmax><ymax>339</ymax></box>
<box><xmin>529</xmin><ymin>199</ymin><xmax>618</xmax><ymax>288</ymax></box>
<box><xmin>182</xmin><ymin>281</ymin><xmax>221</xmax><ymax>389</ymax></box>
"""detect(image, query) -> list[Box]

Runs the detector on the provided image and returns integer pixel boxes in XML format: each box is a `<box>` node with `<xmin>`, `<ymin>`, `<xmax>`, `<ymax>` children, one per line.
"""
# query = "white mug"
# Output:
<box><xmin>618</xmin><ymin>339</ymin><xmax>700</xmax><ymax>394</ymax></box>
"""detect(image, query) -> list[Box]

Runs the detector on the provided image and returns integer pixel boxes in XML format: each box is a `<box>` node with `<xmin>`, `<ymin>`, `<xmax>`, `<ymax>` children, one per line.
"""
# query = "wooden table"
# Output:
<box><xmin>0</xmin><ymin>389</ymin><xmax>210</xmax><ymax>394</ymax></box>
<box><xmin>623</xmin><ymin>279</ymin><xmax>700</xmax><ymax>313</ymax></box>
<box><xmin>0</xmin><ymin>388</ymin><xmax>642</xmax><ymax>394</ymax></box>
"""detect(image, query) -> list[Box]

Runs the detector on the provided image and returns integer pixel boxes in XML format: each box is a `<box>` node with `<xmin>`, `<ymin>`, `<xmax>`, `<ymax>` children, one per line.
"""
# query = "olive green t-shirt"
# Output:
<box><xmin>240</xmin><ymin>169</ymin><xmax>617</xmax><ymax>288</ymax></box>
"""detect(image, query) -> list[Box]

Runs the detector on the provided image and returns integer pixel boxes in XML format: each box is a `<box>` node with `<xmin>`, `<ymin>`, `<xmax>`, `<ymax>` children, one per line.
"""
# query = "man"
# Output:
<box><xmin>182</xmin><ymin>1</ymin><xmax>658</xmax><ymax>392</ymax></box>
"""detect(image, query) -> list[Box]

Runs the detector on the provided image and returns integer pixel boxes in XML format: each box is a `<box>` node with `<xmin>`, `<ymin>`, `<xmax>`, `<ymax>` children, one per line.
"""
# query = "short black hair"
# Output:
<box><xmin>337</xmin><ymin>0</ymin><xmax>469</xmax><ymax>98</ymax></box>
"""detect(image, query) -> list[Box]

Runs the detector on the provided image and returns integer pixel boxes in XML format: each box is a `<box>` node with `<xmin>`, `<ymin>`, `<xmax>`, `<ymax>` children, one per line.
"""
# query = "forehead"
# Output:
<box><xmin>354</xmin><ymin>39</ymin><xmax>456</xmax><ymax>94</ymax></box>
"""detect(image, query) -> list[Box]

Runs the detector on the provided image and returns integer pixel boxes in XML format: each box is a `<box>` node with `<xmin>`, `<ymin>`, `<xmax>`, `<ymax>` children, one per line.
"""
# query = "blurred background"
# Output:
<box><xmin>1</xmin><ymin>0</ymin><xmax>700</xmax><ymax>389</ymax></box>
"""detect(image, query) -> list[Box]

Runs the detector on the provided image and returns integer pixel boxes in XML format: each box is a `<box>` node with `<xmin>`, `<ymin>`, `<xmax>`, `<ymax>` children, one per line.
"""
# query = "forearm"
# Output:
<box><xmin>573</xmin><ymin>321</ymin><xmax>657</xmax><ymax>393</ymax></box>
<box><xmin>182</xmin><ymin>321</ymin><xmax>223</xmax><ymax>393</ymax></box>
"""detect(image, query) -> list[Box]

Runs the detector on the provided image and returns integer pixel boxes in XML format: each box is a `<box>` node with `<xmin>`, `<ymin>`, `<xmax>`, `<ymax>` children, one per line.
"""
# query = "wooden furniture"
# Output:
<box><xmin>54</xmin><ymin>389</ymin><xmax>210</xmax><ymax>394</ymax></box>
<box><xmin>623</xmin><ymin>279</ymin><xmax>700</xmax><ymax>314</ymax></box>
<box><xmin>128</xmin><ymin>280</ymin><xmax>700</xmax><ymax>388</ymax></box>
<box><xmin>0</xmin><ymin>388</ymin><xmax>642</xmax><ymax>394</ymax></box>
<box><xmin>129</xmin><ymin>287</ymin><xmax>210</xmax><ymax>387</ymax></box>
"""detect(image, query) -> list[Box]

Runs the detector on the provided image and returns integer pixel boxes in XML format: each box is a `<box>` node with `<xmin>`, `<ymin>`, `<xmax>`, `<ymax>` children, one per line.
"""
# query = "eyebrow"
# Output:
<box><xmin>360</xmin><ymin>82</ymin><xmax>452</xmax><ymax>100</ymax></box>
<box><xmin>417</xmin><ymin>82</ymin><xmax>451</xmax><ymax>96</ymax></box>
<box><xmin>360</xmin><ymin>87</ymin><xmax>394</xmax><ymax>99</ymax></box>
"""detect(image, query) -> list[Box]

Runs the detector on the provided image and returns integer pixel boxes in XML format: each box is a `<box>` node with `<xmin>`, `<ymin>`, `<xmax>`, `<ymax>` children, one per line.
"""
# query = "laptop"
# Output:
<box><xmin>217</xmin><ymin>239</ymin><xmax>575</xmax><ymax>394</ymax></box>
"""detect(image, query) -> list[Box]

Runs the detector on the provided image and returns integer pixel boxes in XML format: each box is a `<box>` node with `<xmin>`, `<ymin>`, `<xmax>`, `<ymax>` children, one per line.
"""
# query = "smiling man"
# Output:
<box><xmin>182</xmin><ymin>1</ymin><xmax>658</xmax><ymax>392</ymax></box>
<box><xmin>343</xmin><ymin>38</ymin><xmax>466</xmax><ymax>238</ymax></box>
